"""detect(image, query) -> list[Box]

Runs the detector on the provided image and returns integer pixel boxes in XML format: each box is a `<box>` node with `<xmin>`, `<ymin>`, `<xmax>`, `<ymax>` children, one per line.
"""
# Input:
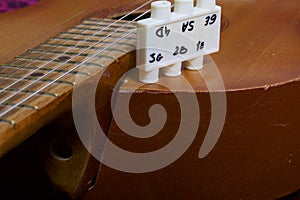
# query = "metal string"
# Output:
<box><xmin>0</xmin><ymin>0</ymin><xmax>152</xmax><ymax>94</ymax></box>
<box><xmin>0</xmin><ymin>14</ymin><xmax>94</xmax><ymax>82</ymax></box>
<box><xmin>0</xmin><ymin>2</ymin><xmax>153</xmax><ymax>118</ymax></box>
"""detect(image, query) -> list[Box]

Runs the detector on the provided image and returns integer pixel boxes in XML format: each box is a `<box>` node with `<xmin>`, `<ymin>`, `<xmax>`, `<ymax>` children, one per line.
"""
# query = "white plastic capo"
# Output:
<box><xmin>136</xmin><ymin>0</ymin><xmax>221</xmax><ymax>83</ymax></box>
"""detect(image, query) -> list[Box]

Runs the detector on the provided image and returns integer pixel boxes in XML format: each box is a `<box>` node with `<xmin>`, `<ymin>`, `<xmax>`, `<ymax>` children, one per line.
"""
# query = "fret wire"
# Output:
<box><xmin>50</xmin><ymin>34</ymin><xmax>136</xmax><ymax>45</ymax></box>
<box><xmin>16</xmin><ymin>51</ymin><xmax>119</xmax><ymax>67</ymax></box>
<box><xmin>87</xmin><ymin>18</ymin><xmax>129</xmax><ymax>23</ymax></box>
<box><xmin>88</xmin><ymin>18</ymin><xmax>137</xmax><ymax>24</ymax></box>
<box><xmin>85</xmin><ymin>18</ymin><xmax>136</xmax><ymax>25</ymax></box>
<box><xmin>81</xmin><ymin>21</ymin><xmax>136</xmax><ymax>29</ymax></box>
<box><xmin>13</xmin><ymin>58</ymin><xmax>102</xmax><ymax>69</ymax></box>
<box><xmin>0</xmin><ymin>17</ymin><xmax>91</xmax><ymax>83</ymax></box>
<box><xmin>1</xmin><ymin>102</ymin><xmax>38</xmax><ymax>110</ymax></box>
<box><xmin>0</xmin><ymin>16</ymin><xmax>136</xmax><ymax>83</ymax></box>
<box><xmin>0</xmin><ymin>27</ymin><xmax>134</xmax><ymax>84</ymax></box>
<box><xmin>44</xmin><ymin>39</ymin><xmax>135</xmax><ymax>48</ymax></box>
<box><xmin>0</xmin><ymin>61</ymin><xmax>30</xmax><ymax>80</ymax></box>
<box><xmin>0</xmin><ymin>1</ymin><xmax>146</xmax><ymax>85</ymax></box>
<box><xmin>0</xmin><ymin>0</ymin><xmax>150</xmax><ymax>94</ymax></box>
<box><xmin>0</xmin><ymin>14</ymin><xmax>131</xmax><ymax>84</ymax></box>
<box><xmin>0</xmin><ymin>27</ymin><xmax>138</xmax><ymax>118</ymax></box>
<box><xmin>86</xmin><ymin>18</ymin><xmax>137</xmax><ymax>26</ymax></box>
<box><xmin>57</xmin><ymin>33</ymin><xmax>136</xmax><ymax>40</ymax></box>
<box><xmin>30</xmin><ymin>45</ymin><xmax>127</xmax><ymax>54</ymax></box>
<box><xmin>0</xmin><ymin>87</ymin><xmax>57</xmax><ymax>97</ymax></box>
<box><xmin>15</xmin><ymin>56</ymin><xmax>78</xmax><ymax>64</ymax></box>
<box><xmin>71</xmin><ymin>26</ymin><xmax>135</xmax><ymax>33</ymax></box>
<box><xmin>9</xmin><ymin>58</ymin><xmax>104</xmax><ymax>70</ymax></box>
<box><xmin>5</xmin><ymin>63</ymin><xmax>90</xmax><ymax>76</ymax></box>
<box><xmin>0</xmin><ymin>1</ymin><xmax>153</xmax><ymax>118</ymax></box>
<box><xmin>0</xmin><ymin>74</ymin><xmax>76</xmax><ymax>86</ymax></box>
<box><xmin>0</xmin><ymin>119</ymin><xmax>16</xmax><ymax>125</ymax></box>
<box><xmin>15</xmin><ymin>55</ymin><xmax>105</xmax><ymax>67</ymax></box>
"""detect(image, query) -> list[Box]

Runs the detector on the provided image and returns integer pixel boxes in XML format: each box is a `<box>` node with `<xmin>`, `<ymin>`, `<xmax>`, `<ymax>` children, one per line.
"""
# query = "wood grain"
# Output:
<box><xmin>0</xmin><ymin>0</ymin><xmax>141</xmax><ymax>64</ymax></box>
<box><xmin>84</xmin><ymin>0</ymin><xmax>300</xmax><ymax>199</ymax></box>
<box><xmin>0</xmin><ymin>0</ymin><xmax>300</xmax><ymax>199</ymax></box>
<box><xmin>0</xmin><ymin>17</ymin><xmax>137</xmax><ymax>157</ymax></box>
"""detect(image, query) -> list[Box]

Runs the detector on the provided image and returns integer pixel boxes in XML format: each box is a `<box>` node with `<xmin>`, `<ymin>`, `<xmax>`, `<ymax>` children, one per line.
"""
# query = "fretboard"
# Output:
<box><xmin>0</xmin><ymin>18</ymin><xmax>136</xmax><ymax>157</ymax></box>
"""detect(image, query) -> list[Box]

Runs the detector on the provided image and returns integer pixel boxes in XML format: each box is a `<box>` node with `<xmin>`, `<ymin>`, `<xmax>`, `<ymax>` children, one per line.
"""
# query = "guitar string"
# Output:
<box><xmin>0</xmin><ymin>0</ymin><xmax>152</xmax><ymax>94</ymax></box>
<box><xmin>0</xmin><ymin>0</ymin><xmax>150</xmax><ymax>88</ymax></box>
<box><xmin>0</xmin><ymin>1</ymin><xmax>152</xmax><ymax>113</ymax></box>
<box><xmin>0</xmin><ymin>15</ymin><xmax>97</xmax><ymax>82</ymax></box>
<box><xmin>0</xmin><ymin>0</ymin><xmax>151</xmax><ymax>83</ymax></box>
<box><xmin>0</xmin><ymin>4</ymin><xmax>154</xmax><ymax>118</ymax></box>
<box><xmin>0</xmin><ymin>29</ymin><xmax>138</xmax><ymax>118</ymax></box>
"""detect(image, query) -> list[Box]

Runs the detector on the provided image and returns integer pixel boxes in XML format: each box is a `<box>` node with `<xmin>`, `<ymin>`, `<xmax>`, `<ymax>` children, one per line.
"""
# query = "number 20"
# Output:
<box><xmin>204</xmin><ymin>14</ymin><xmax>217</xmax><ymax>26</ymax></box>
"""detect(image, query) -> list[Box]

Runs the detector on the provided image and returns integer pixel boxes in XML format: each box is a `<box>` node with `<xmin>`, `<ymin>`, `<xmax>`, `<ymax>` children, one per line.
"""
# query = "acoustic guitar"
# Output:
<box><xmin>0</xmin><ymin>0</ymin><xmax>300</xmax><ymax>199</ymax></box>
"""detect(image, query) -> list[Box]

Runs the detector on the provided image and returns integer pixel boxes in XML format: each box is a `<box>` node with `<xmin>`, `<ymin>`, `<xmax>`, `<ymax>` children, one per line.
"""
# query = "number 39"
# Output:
<box><xmin>204</xmin><ymin>14</ymin><xmax>217</xmax><ymax>26</ymax></box>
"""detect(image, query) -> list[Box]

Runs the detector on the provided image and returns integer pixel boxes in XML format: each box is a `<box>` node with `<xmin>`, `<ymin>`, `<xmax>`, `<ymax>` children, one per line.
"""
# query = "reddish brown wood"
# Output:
<box><xmin>84</xmin><ymin>0</ymin><xmax>300</xmax><ymax>199</ymax></box>
<box><xmin>0</xmin><ymin>0</ymin><xmax>141</xmax><ymax>63</ymax></box>
<box><xmin>0</xmin><ymin>16</ymin><xmax>137</xmax><ymax>157</ymax></box>
<box><xmin>1</xmin><ymin>0</ymin><xmax>300</xmax><ymax>199</ymax></box>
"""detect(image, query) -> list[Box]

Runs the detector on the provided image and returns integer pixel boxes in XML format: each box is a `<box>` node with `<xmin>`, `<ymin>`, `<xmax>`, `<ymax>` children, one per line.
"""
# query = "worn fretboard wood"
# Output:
<box><xmin>0</xmin><ymin>18</ymin><xmax>136</xmax><ymax>157</ymax></box>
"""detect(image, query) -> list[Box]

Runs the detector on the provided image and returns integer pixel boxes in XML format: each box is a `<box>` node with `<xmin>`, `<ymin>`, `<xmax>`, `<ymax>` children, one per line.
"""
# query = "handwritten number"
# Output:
<box><xmin>204</xmin><ymin>14</ymin><xmax>217</xmax><ymax>26</ymax></box>
<box><xmin>156</xmin><ymin>26</ymin><xmax>171</xmax><ymax>38</ymax></box>
<box><xmin>173</xmin><ymin>46</ymin><xmax>179</xmax><ymax>56</ymax></box>
<box><xmin>149</xmin><ymin>53</ymin><xmax>156</xmax><ymax>63</ymax></box>
<box><xmin>196</xmin><ymin>41</ymin><xmax>205</xmax><ymax>51</ymax></box>
<box><xmin>204</xmin><ymin>16</ymin><xmax>209</xmax><ymax>26</ymax></box>
<box><xmin>157</xmin><ymin>54</ymin><xmax>163</xmax><ymax>62</ymax></box>
<box><xmin>173</xmin><ymin>46</ymin><xmax>188</xmax><ymax>56</ymax></box>
<box><xmin>149</xmin><ymin>53</ymin><xmax>163</xmax><ymax>63</ymax></box>
<box><xmin>210</xmin><ymin>14</ymin><xmax>217</xmax><ymax>25</ymax></box>
<box><xmin>180</xmin><ymin>46</ymin><xmax>188</xmax><ymax>54</ymax></box>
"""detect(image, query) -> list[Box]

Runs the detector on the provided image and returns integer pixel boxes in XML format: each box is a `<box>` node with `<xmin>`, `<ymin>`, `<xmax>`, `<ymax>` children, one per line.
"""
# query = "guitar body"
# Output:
<box><xmin>0</xmin><ymin>0</ymin><xmax>300</xmax><ymax>199</ymax></box>
<box><xmin>0</xmin><ymin>0</ymin><xmax>140</xmax><ymax>198</ymax></box>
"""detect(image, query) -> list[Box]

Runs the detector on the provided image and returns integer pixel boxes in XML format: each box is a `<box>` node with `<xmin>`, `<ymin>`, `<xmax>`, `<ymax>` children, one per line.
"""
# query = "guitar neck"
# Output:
<box><xmin>0</xmin><ymin>18</ymin><xmax>136</xmax><ymax>157</ymax></box>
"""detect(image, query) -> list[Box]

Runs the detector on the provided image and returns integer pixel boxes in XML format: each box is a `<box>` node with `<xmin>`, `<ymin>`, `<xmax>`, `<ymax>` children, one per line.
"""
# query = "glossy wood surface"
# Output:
<box><xmin>121</xmin><ymin>0</ymin><xmax>300</xmax><ymax>92</ymax></box>
<box><xmin>0</xmin><ymin>0</ymin><xmax>300</xmax><ymax>199</ymax></box>
<box><xmin>0</xmin><ymin>0</ymin><xmax>141</xmax><ymax>63</ymax></box>
<box><xmin>84</xmin><ymin>0</ymin><xmax>300</xmax><ymax>199</ymax></box>
<box><xmin>215</xmin><ymin>0</ymin><xmax>300</xmax><ymax>90</ymax></box>
<box><xmin>0</xmin><ymin>0</ymin><xmax>140</xmax><ymax>157</ymax></box>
